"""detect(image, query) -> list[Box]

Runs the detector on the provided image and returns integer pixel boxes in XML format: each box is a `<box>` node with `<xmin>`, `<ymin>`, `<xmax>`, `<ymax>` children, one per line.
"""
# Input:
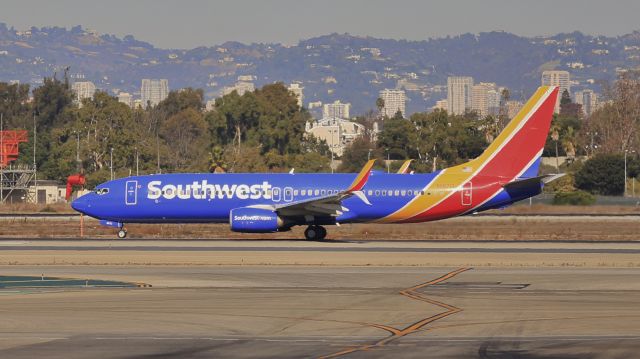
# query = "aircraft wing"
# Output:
<box><xmin>248</xmin><ymin>160</ymin><xmax>376</xmax><ymax>217</ymax></box>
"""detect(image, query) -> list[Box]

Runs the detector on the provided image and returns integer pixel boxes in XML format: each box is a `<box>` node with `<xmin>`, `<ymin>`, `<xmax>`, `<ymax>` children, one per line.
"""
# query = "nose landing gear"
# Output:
<box><xmin>117</xmin><ymin>228</ymin><xmax>127</xmax><ymax>239</ymax></box>
<box><xmin>304</xmin><ymin>225</ymin><xmax>327</xmax><ymax>240</ymax></box>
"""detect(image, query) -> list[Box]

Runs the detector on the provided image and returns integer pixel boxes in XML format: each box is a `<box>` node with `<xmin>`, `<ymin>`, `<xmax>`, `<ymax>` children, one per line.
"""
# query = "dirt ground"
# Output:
<box><xmin>0</xmin><ymin>215</ymin><xmax>638</xmax><ymax>241</ymax></box>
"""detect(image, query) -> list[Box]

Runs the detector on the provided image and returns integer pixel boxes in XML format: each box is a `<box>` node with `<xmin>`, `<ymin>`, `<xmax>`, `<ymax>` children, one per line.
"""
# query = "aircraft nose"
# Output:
<box><xmin>71</xmin><ymin>196</ymin><xmax>89</xmax><ymax>214</ymax></box>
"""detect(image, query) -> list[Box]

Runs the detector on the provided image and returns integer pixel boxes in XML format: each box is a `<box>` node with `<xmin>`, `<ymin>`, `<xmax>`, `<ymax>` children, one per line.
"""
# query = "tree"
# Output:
<box><xmin>559</xmin><ymin>89</ymin><xmax>583</xmax><ymax>119</ymax></box>
<box><xmin>375</xmin><ymin>97</ymin><xmax>385</xmax><ymax>118</ymax></box>
<box><xmin>0</xmin><ymin>82</ymin><xmax>31</xmax><ymax>128</ymax></box>
<box><xmin>588</xmin><ymin>71</ymin><xmax>640</xmax><ymax>155</ymax></box>
<box><xmin>574</xmin><ymin>154</ymin><xmax>625</xmax><ymax>195</ymax></box>
<box><xmin>338</xmin><ymin>136</ymin><xmax>383</xmax><ymax>172</ymax></box>
<box><xmin>156</xmin><ymin>88</ymin><xmax>204</xmax><ymax>116</ymax></box>
<box><xmin>376</xmin><ymin>116</ymin><xmax>418</xmax><ymax>159</ymax></box>
<box><xmin>159</xmin><ymin>108</ymin><xmax>209</xmax><ymax>172</ymax></box>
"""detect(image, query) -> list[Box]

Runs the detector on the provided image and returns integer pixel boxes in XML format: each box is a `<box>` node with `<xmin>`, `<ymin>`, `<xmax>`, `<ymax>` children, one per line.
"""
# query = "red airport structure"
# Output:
<box><xmin>0</xmin><ymin>130</ymin><xmax>28</xmax><ymax>168</ymax></box>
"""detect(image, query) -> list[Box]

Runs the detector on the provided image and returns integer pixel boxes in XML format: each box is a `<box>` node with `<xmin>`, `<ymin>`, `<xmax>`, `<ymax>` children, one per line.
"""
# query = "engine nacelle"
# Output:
<box><xmin>229</xmin><ymin>207</ymin><xmax>283</xmax><ymax>233</ymax></box>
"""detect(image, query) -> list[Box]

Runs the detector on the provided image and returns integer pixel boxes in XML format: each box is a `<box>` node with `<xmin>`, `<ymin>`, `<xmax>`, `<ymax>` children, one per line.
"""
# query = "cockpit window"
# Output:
<box><xmin>95</xmin><ymin>188</ymin><xmax>110</xmax><ymax>195</ymax></box>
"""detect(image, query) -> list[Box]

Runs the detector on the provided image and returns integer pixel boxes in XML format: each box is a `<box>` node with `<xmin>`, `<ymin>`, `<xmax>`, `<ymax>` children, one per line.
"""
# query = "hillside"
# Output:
<box><xmin>1</xmin><ymin>23</ymin><xmax>640</xmax><ymax>114</ymax></box>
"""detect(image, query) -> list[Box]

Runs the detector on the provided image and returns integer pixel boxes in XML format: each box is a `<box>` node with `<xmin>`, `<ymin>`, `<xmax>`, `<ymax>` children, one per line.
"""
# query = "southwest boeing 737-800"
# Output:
<box><xmin>72</xmin><ymin>86</ymin><xmax>560</xmax><ymax>240</ymax></box>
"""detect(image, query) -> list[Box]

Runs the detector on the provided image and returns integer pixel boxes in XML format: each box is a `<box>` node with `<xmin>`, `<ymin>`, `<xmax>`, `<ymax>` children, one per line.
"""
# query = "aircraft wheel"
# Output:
<box><xmin>117</xmin><ymin>229</ymin><xmax>127</xmax><ymax>239</ymax></box>
<box><xmin>317</xmin><ymin>226</ymin><xmax>327</xmax><ymax>240</ymax></box>
<box><xmin>304</xmin><ymin>226</ymin><xmax>318</xmax><ymax>240</ymax></box>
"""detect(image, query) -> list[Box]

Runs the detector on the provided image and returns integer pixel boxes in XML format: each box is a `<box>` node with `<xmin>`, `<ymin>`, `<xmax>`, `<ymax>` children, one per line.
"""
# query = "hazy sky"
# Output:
<box><xmin>2</xmin><ymin>0</ymin><xmax>639</xmax><ymax>48</ymax></box>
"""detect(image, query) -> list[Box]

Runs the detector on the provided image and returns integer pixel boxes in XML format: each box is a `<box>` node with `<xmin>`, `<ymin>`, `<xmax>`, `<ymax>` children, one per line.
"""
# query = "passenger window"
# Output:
<box><xmin>407</xmin><ymin>190</ymin><xmax>413</xmax><ymax>196</ymax></box>
<box><xmin>321</xmin><ymin>190</ymin><xmax>326</xmax><ymax>195</ymax></box>
<box><xmin>314</xmin><ymin>189</ymin><xmax>320</xmax><ymax>196</ymax></box>
<box><xmin>375</xmin><ymin>190</ymin><xmax>380</xmax><ymax>196</ymax></box>
<box><xmin>382</xmin><ymin>190</ymin><xmax>386</xmax><ymax>196</ymax></box>
<box><xmin>401</xmin><ymin>190</ymin><xmax>406</xmax><ymax>196</ymax></box>
<box><xmin>367</xmin><ymin>190</ymin><xmax>373</xmax><ymax>196</ymax></box>
<box><xmin>394</xmin><ymin>190</ymin><xmax>400</xmax><ymax>196</ymax></box>
<box><xmin>301</xmin><ymin>189</ymin><xmax>306</xmax><ymax>196</ymax></box>
<box><xmin>294</xmin><ymin>190</ymin><xmax>299</xmax><ymax>196</ymax></box>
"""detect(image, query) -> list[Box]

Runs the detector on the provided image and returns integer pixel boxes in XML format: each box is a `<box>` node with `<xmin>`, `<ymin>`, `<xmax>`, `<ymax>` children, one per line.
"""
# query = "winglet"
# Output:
<box><xmin>346</xmin><ymin>159</ymin><xmax>376</xmax><ymax>192</ymax></box>
<box><xmin>397</xmin><ymin>159</ymin><xmax>413</xmax><ymax>174</ymax></box>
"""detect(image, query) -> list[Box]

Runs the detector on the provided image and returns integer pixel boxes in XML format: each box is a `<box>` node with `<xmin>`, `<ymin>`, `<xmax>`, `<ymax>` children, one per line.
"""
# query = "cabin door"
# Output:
<box><xmin>125</xmin><ymin>180</ymin><xmax>138</xmax><ymax>205</ymax></box>
<box><xmin>272</xmin><ymin>187</ymin><xmax>281</xmax><ymax>202</ymax></box>
<box><xmin>461</xmin><ymin>182</ymin><xmax>472</xmax><ymax>206</ymax></box>
<box><xmin>283</xmin><ymin>187</ymin><xmax>293</xmax><ymax>202</ymax></box>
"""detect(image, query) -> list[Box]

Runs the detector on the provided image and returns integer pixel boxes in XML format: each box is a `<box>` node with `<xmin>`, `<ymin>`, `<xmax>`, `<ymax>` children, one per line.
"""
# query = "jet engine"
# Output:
<box><xmin>229</xmin><ymin>207</ymin><xmax>283</xmax><ymax>233</ymax></box>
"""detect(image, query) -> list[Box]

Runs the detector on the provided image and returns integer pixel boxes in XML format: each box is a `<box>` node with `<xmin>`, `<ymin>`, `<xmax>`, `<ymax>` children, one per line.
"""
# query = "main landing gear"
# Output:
<box><xmin>304</xmin><ymin>225</ymin><xmax>327</xmax><ymax>241</ymax></box>
<box><xmin>117</xmin><ymin>228</ymin><xmax>127</xmax><ymax>239</ymax></box>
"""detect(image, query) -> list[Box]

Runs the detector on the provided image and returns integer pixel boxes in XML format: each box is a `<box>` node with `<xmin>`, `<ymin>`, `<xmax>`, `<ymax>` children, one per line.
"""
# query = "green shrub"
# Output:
<box><xmin>575</xmin><ymin>154</ymin><xmax>624</xmax><ymax>195</ymax></box>
<box><xmin>552</xmin><ymin>191</ymin><xmax>596</xmax><ymax>206</ymax></box>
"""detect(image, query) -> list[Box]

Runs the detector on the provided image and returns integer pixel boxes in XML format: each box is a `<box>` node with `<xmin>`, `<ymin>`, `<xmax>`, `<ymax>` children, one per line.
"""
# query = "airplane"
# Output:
<box><xmin>72</xmin><ymin>86</ymin><xmax>560</xmax><ymax>240</ymax></box>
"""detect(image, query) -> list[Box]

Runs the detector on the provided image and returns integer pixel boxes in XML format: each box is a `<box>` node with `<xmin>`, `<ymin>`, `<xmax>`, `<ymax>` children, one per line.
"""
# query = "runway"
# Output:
<box><xmin>3</xmin><ymin>236</ymin><xmax>640</xmax><ymax>254</ymax></box>
<box><xmin>1</xmin><ymin>239</ymin><xmax>640</xmax><ymax>267</ymax></box>
<box><xmin>0</xmin><ymin>265</ymin><xmax>639</xmax><ymax>358</ymax></box>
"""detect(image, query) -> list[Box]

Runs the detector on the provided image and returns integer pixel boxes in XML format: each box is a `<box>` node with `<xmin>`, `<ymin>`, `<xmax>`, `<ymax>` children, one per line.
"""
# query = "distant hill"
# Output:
<box><xmin>1</xmin><ymin>23</ymin><xmax>639</xmax><ymax>115</ymax></box>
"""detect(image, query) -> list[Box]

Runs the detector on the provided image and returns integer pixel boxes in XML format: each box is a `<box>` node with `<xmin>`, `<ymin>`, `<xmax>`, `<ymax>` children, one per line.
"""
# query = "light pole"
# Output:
<box><xmin>385</xmin><ymin>148</ymin><xmax>390</xmax><ymax>173</ymax></box>
<box><xmin>551</xmin><ymin>130</ymin><xmax>559</xmax><ymax>171</ymax></box>
<box><xmin>625</xmin><ymin>150</ymin><xmax>636</xmax><ymax>197</ymax></box>
<box><xmin>135</xmin><ymin>147</ymin><xmax>139</xmax><ymax>176</ymax></box>
<box><xmin>367</xmin><ymin>149</ymin><xmax>372</xmax><ymax>161</ymax></box>
<box><xmin>330</xmin><ymin>128</ymin><xmax>335</xmax><ymax>174</ymax></box>
<box><xmin>110</xmin><ymin>147</ymin><xmax>114</xmax><ymax>180</ymax></box>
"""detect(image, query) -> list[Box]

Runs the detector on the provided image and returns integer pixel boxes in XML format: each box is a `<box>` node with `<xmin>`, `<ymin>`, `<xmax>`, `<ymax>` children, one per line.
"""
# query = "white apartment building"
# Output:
<box><xmin>117</xmin><ymin>92</ymin><xmax>133</xmax><ymax>108</ymax></box>
<box><xmin>447</xmin><ymin>76</ymin><xmax>474</xmax><ymax>115</ymax></box>
<box><xmin>305</xmin><ymin>117</ymin><xmax>366</xmax><ymax>157</ymax></box>
<box><xmin>141</xmin><ymin>79</ymin><xmax>169</xmax><ymax>108</ymax></box>
<box><xmin>541</xmin><ymin>70</ymin><xmax>570</xmax><ymax>113</ymax></box>
<box><xmin>222</xmin><ymin>81</ymin><xmax>255</xmax><ymax>96</ymax></box>
<box><xmin>379</xmin><ymin>89</ymin><xmax>406</xmax><ymax>118</ymax></box>
<box><xmin>574</xmin><ymin>89</ymin><xmax>598</xmax><ymax>117</ymax></box>
<box><xmin>433</xmin><ymin>99</ymin><xmax>448</xmax><ymax>111</ymax></box>
<box><xmin>322</xmin><ymin>100</ymin><xmax>351</xmax><ymax>119</ymax></box>
<box><xmin>72</xmin><ymin>81</ymin><xmax>96</xmax><ymax>105</ymax></box>
<box><xmin>288</xmin><ymin>83</ymin><xmax>304</xmax><ymax>107</ymax></box>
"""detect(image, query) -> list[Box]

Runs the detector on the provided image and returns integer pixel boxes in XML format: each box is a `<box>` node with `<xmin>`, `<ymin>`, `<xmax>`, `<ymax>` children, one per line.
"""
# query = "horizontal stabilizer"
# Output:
<box><xmin>503</xmin><ymin>174</ymin><xmax>565</xmax><ymax>192</ymax></box>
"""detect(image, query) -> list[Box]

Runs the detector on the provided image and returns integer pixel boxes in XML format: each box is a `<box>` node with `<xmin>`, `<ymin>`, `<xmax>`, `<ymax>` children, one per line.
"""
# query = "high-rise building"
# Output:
<box><xmin>471</xmin><ymin>82</ymin><xmax>498</xmax><ymax>118</ymax></box>
<box><xmin>141</xmin><ymin>79</ymin><xmax>169</xmax><ymax>107</ymax></box>
<box><xmin>323</xmin><ymin>100</ymin><xmax>351</xmax><ymax>119</ymax></box>
<box><xmin>574</xmin><ymin>90</ymin><xmax>598</xmax><ymax>117</ymax></box>
<box><xmin>288</xmin><ymin>83</ymin><xmax>304</xmax><ymax>107</ymax></box>
<box><xmin>541</xmin><ymin>70</ymin><xmax>570</xmax><ymax>113</ymax></box>
<box><xmin>447</xmin><ymin>76</ymin><xmax>474</xmax><ymax>115</ymax></box>
<box><xmin>379</xmin><ymin>89</ymin><xmax>406</xmax><ymax>118</ymax></box>
<box><xmin>72</xmin><ymin>81</ymin><xmax>96</xmax><ymax>105</ymax></box>
<box><xmin>141</xmin><ymin>79</ymin><xmax>169</xmax><ymax>108</ymax></box>
<box><xmin>117</xmin><ymin>92</ymin><xmax>133</xmax><ymax>108</ymax></box>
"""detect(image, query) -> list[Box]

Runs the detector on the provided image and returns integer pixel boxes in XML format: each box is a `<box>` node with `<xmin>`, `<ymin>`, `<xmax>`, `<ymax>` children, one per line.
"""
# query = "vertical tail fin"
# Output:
<box><xmin>469</xmin><ymin>86</ymin><xmax>558</xmax><ymax>178</ymax></box>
